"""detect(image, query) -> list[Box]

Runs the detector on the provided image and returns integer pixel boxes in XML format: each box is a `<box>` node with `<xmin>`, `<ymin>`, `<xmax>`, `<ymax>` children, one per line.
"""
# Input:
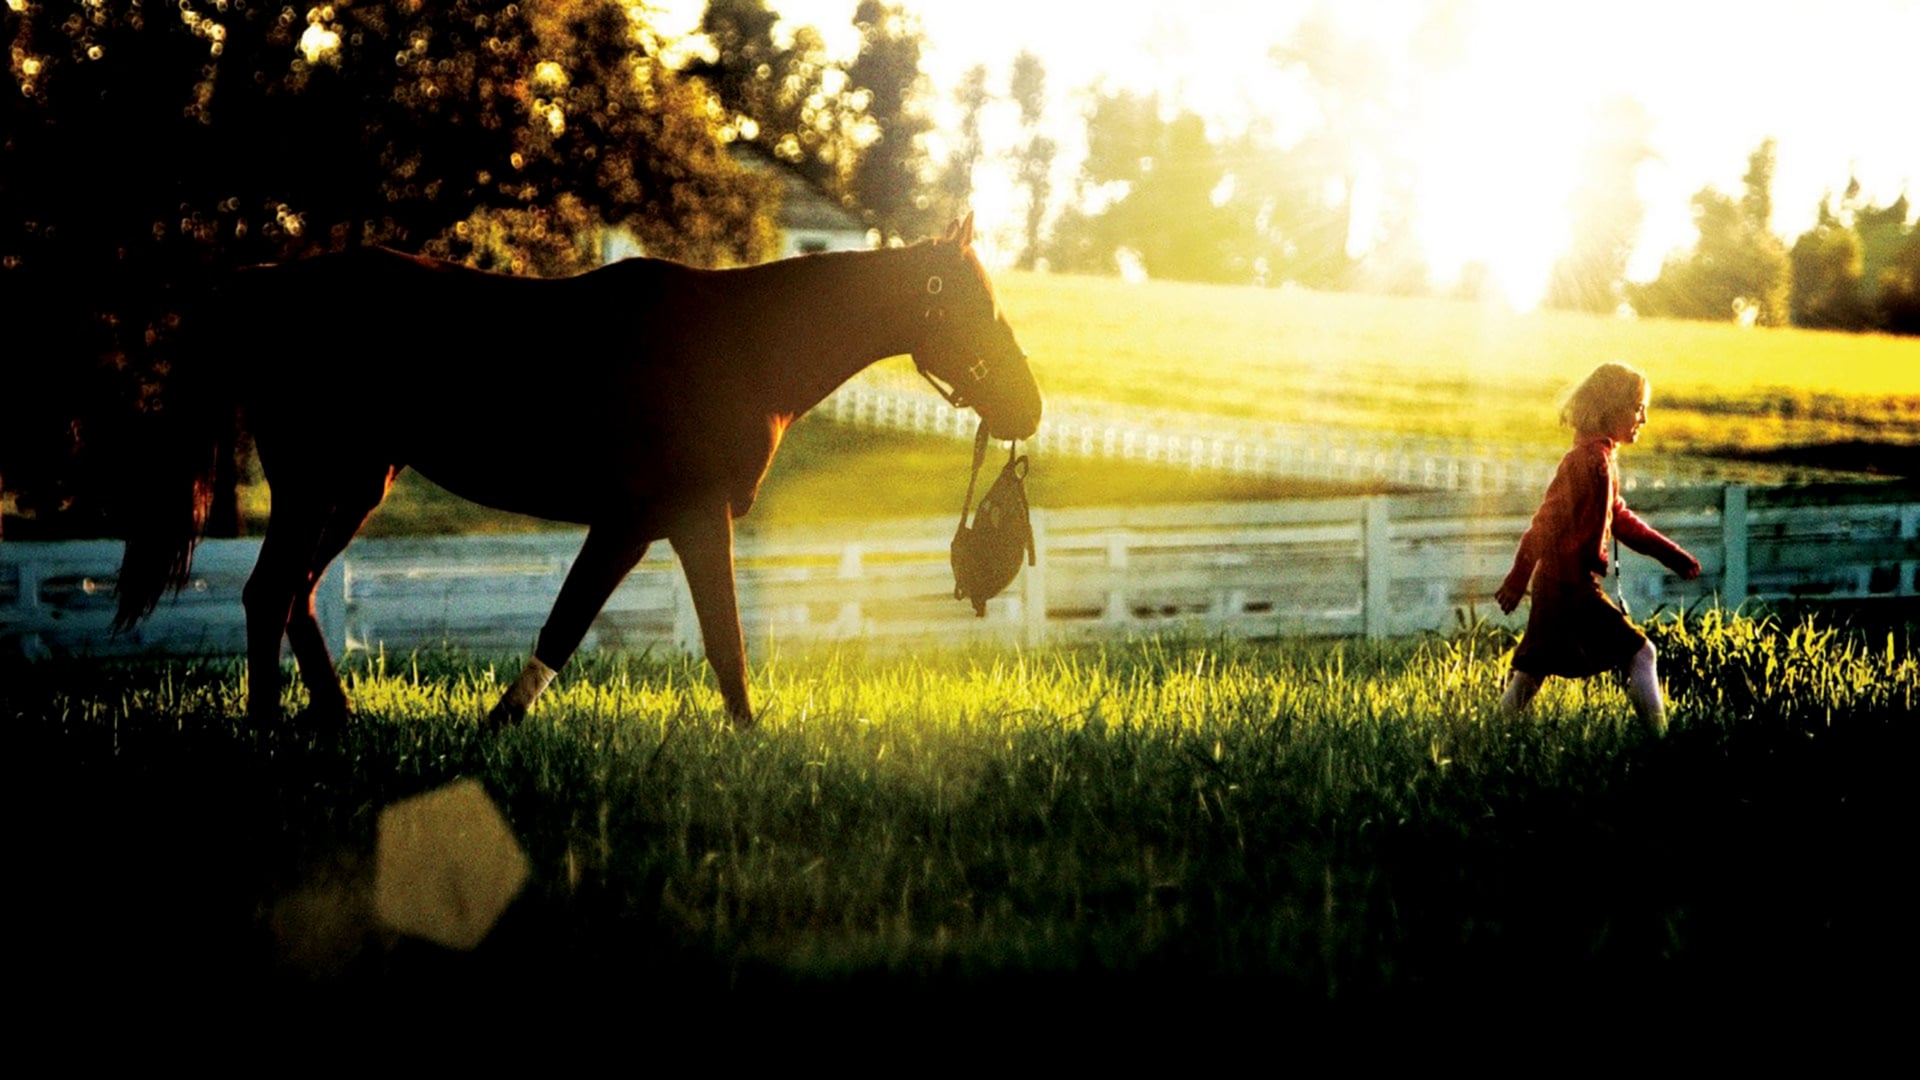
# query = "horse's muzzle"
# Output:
<box><xmin>975</xmin><ymin>350</ymin><xmax>1042</xmax><ymax>441</ymax></box>
<box><xmin>984</xmin><ymin>381</ymin><xmax>1042</xmax><ymax>442</ymax></box>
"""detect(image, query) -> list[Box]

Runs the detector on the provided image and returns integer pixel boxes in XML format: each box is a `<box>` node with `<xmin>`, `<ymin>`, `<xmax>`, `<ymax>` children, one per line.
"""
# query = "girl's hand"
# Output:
<box><xmin>1674</xmin><ymin>552</ymin><xmax>1702</xmax><ymax>580</ymax></box>
<box><xmin>1495</xmin><ymin>579</ymin><xmax>1526</xmax><ymax>614</ymax></box>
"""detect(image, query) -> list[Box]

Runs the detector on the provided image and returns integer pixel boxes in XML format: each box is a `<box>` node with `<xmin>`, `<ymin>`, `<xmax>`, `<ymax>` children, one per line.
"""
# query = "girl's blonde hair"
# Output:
<box><xmin>1562</xmin><ymin>362</ymin><xmax>1649</xmax><ymax>435</ymax></box>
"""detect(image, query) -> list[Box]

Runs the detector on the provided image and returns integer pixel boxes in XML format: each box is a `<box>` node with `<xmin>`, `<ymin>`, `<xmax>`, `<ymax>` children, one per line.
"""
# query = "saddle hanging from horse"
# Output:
<box><xmin>951</xmin><ymin>421</ymin><xmax>1035</xmax><ymax>617</ymax></box>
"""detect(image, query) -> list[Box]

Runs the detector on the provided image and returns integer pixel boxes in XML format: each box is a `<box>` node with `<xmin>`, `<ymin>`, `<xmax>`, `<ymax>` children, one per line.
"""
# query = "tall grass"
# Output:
<box><xmin>9</xmin><ymin>609</ymin><xmax>1913</xmax><ymax>1007</ymax></box>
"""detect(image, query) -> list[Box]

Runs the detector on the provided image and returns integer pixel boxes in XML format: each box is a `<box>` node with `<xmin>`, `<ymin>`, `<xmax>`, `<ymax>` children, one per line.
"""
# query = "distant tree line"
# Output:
<box><xmin>1024</xmin><ymin>63</ymin><xmax>1917</xmax><ymax>334</ymax></box>
<box><xmin>917</xmin><ymin>11</ymin><xmax>1918</xmax><ymax>337</ymax></box>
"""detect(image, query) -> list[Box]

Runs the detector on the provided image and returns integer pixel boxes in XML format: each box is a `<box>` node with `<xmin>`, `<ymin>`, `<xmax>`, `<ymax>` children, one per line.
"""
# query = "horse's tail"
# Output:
<box><xmin>113</xmin><ymin>296</ymin><xmax>240</xmax><ymax>632</ymax></box>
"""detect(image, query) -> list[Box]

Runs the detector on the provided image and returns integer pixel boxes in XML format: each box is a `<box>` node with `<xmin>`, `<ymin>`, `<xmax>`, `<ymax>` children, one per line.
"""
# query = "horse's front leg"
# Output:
<box><xmin>670</xmin><ymin>505</ymin><xmax>753</xmax><ymax>728</ymax></box>
<box><xmin>488</xmin><ymin>521</ymin><xmax>651</xmax><ymax>728</ymax></box>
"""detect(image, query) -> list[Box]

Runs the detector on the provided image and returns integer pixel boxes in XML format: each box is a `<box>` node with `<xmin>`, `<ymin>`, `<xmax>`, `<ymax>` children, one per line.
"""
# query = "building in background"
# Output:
<box><xmin>602</xmin><ymin>143</ymin><xmax>871</xmax><ymax>265</ymax></box>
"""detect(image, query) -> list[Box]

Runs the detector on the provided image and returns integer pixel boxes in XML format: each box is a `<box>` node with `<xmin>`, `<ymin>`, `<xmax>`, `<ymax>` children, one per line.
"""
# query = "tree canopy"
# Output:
<box><xmin>3</xmin><ymin>0</ymin><xmax>777</xmax><ymax>533</ymax></box>
<box><xmin>687</xmin><ymin>0</ymin><xmax>944</xmax><ymax>245</ymax></box>
<box><xmin>1628</xmin><ymin>141</ymin><xmax>1792</xmax><ymax>327</ymax></box>
<box><xmin>1790</xmin><ymin>179</ymin><xmax>1917</xmax><ymax>332</ymax></box>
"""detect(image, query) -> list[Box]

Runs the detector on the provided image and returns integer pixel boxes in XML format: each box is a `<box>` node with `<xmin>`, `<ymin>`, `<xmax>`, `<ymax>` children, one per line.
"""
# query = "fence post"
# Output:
<box><xmin>6</xmin><ymin>550</ymin><xmax>49</xmax><ymax>660</ymax></box>
<box><xmin>317</xmin><ymin>559</ymin><xmax>348</xmax><ymax>658</ymax></box>
<box><xmin>1899</xmin><ymin>502</ymin><xmax>1918</xmax><ymax>597</ymax></box>
<box><xmin>1024</xmin><ymin>509</ymin><xmax>1049</xmax><ymax>648</ymax></box>
<box><xmin>671</xmin><ymin>558</ymin><xmax>702</xmax><ymax>658</ymax></box>
<box><xmin>1721</xmin><ymin>484</ymin><xmax>1749</xmax><ymax>608</ymax></box>
<box><xmin>1102</xmin><ymin>530</ymin><xmax>1130</xmax><ymax>625</ymax></box>
<box><xmin>1363</xmin><ymin>496</ymin><xmax>1391</xmax><ymax>639</ymax></box>
<box><xmin>837</xmin><ymin>543</ymin><xmax>865</xmax><ymax>637</ymax></box>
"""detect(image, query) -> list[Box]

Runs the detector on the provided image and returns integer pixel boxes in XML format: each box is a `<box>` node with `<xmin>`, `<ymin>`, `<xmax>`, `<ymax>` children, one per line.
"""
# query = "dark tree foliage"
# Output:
<box><xmin>1790</xmin><ymin>189</ymin><xmax>1873</xmax><ymax>331</ymax></box>
<box><xmin>687</xmin><ymin>0</ymin><xmax>943</xmax><ymax>242</ymax></box>
<box><xmin>687</xmin><ymin>0</ymin><xmax>848</xmax><ymax>196</ymax></box>
<box><xmin>1628</xmin><ymin>140</ymin><xmax>1790</xmax><ymax>327</ymax></box>
<box><xmin>1879</xmin><ymin>228</ymin><xmax>1920</xmax><ymax>336</ymax></box>
<box><xmin>2</xmin><ymin>0</ymin><xmax>774</xmax><ymax>536</ymax></box>
<box><xmin>1855</xmin><ymin>192</ymin><xmax>1913</xmax><ymax>313</ymax></box>
<box><xmin>844</xmin><ymin>0</ymin><xmax>938</xmax><ymax>243</ymax></box>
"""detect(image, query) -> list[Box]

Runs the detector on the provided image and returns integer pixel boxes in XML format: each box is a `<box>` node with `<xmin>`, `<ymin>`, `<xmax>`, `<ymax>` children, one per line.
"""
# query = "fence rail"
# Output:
<box><xmin>5</xmin><ymin>483</ymin><xmax>1914</xmax><ymax>662</ymax></box>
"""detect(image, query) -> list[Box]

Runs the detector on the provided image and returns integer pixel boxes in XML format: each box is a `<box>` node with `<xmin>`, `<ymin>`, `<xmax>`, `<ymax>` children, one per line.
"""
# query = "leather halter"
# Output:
<box><xmin>913</xmin><ymin>272</ymin><xmax>1022</xmax><ymax>411</ymax></box>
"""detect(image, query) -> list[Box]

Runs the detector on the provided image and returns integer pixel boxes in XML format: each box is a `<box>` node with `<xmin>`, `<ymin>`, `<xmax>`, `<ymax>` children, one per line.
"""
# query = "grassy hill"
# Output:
<box><xmin>992</xmin><ymin>271</ymin><xmax>1920</xmax><ymax>458</ymax></box>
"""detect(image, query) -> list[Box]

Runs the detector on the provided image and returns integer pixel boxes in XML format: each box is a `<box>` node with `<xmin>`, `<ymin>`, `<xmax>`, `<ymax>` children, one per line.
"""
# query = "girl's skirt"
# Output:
<box><xmin>1511</xmin><ymin>572</ymin><xmax>1647</xmax><ymax>679</ymax></box>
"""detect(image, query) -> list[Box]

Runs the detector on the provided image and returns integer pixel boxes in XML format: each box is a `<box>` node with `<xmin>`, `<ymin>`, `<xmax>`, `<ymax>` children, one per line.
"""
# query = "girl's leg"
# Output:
<box><xmin>1623</xmin><ymin>639</ymin><xmax>1667</xmax><ymax>735</ymax></box>
<box><xmin>1500</xmin><ymin>669</ymin><xmax>1543</xmax><ymax>715</ymax></box>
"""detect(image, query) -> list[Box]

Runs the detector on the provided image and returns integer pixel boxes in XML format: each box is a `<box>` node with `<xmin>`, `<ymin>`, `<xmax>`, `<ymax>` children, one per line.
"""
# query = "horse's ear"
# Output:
<box><xmin>946</xmin><ymin>212</ymin><xmax>975</xmax><ymax>250</ymax></box>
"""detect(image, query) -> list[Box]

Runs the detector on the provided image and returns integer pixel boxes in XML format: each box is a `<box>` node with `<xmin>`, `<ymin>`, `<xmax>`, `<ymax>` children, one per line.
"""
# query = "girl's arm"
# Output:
<box><xmin>1497</xmin><ymin>444</ymin><xmax>1618</xmax><ymax>612</ymax></box>
<box><xmin>1497</xmin><ymin>478</ymin><xmax>1562</xmax><ymax>612</ymax></box>
<box><xmin>1614</xmin><ymin>501</ymin><xmax>1702</xmax><ymax>579</ymax></box>
<box><xmin>1496</xmin><ymin>535</ymin><xmax>1538</xmax><ymax>613</ymax></box>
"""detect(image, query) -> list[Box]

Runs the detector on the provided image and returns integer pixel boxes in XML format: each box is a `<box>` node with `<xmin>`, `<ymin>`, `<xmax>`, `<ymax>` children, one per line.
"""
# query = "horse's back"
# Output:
<box><xmin>223</xmin><ymin>248</ymin><xmax>712</xmax><ymax>521</ymax></box>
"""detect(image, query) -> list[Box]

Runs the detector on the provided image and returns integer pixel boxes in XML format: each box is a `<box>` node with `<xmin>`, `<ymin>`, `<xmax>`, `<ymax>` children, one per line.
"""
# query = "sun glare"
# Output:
<box><xmin>1279</xmin><ymin>3</ymin><xmax>1599</xmax><ymax>309</ymax></box>
<box><xmin>648</xmin><ymin>0</ymin><xmax>1915</xmax><ymax>292</ymax></box>
<box><xmin>1400</xmin><ymin>8</ymin><xmax>1598</xmax><ymax>309</ymax></box>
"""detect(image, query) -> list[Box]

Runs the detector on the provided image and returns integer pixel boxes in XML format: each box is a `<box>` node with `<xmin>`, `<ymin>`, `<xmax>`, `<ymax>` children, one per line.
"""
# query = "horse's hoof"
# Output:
<box><xmin>727</xmin><ymin>710</ymin><xmax>756</xmax><ymax>732</ymax></box>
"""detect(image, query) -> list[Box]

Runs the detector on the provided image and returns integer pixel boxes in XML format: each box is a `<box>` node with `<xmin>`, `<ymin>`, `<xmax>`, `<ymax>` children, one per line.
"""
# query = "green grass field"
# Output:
<box><xmin>12</xmin><ymin>610</ymin><xmax>1912</xmax><ymax>1013</ymax></box>
<box><xmin>346</xmin><ymin>421</ymin><xmax>1399</xmax><ymax>537</ymax></box>
<box><xmin>995</xmin><ymin>272</ymin><xmax>1920</xmax><ymax>458</ymax></box>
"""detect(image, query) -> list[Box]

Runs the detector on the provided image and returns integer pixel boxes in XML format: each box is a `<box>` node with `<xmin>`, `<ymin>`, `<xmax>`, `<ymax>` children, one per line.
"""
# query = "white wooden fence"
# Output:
<box><xmin>4</xmin><ymin>483</ymin><xmax>1914</xmax><ymax>662</ymax></box>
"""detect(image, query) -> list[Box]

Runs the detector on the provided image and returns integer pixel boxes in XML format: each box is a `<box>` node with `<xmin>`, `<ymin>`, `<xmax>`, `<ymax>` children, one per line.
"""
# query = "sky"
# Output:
<box><xmin>655</xmin><ymin>0</ymin><xmax>1920</xmax><ymax>305</ymax></box>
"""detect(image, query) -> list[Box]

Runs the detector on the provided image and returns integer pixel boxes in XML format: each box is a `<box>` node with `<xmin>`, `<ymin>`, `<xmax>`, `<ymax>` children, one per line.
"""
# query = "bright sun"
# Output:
<box><xmin>1400</xmin><ymin>9</ymin><xmax>1594</xmax><ymax>309</ymax></box>
<box><xmin>1314</xmin><ymin>3</ymin><xmax>1604</xmax><ymax>310</ymax></box>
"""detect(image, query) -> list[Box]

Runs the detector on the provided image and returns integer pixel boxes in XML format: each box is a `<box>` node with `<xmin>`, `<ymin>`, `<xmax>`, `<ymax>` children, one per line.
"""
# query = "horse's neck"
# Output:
<box><xmin>743</xmin><ymin>246</ymin><xmax>931</xmax><ymax>420</ymax></box>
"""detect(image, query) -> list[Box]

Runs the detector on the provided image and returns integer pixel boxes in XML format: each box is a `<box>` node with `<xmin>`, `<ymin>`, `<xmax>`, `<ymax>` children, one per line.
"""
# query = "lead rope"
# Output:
<box><xmin>1613</xmin><ymin>533</ymin><xmax>1627</xmax><ymax>616</ymax></box>
<box><xmin>957</xmin><ymin>419</ymin><xmax>990</xmax><ymax>530</ymax></box>
<box><xmin>1609</xmin><ymin>454</ymin><xmax>1627</xmax><ymax>615</ymax></box>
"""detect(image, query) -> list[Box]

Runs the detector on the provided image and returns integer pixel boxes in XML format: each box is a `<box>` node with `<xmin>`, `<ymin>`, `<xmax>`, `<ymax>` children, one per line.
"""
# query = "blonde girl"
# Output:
<box><xmin>1495</xmin><ymin>362</ymin><xmax>1702</xmax><ymax>733</ymax></box>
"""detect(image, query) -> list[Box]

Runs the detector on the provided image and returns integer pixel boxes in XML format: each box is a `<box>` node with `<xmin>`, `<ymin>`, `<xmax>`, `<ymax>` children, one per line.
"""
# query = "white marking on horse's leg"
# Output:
<box><xmin>501</xmin><ymin>655</ymin><xmax>558</xmax><ymax>713</ymax></box>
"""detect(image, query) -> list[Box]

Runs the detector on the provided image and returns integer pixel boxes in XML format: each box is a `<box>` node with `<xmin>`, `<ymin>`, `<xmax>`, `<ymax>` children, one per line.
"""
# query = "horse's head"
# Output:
<box><xmin>911</xmin><ymin>214</ymin><xmax>1043</xmax><ymax>442</ymax></box>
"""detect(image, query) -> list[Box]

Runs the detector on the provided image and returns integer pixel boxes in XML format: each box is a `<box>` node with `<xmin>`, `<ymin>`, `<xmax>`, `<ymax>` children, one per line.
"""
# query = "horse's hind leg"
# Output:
<box><xmin>242</xmin><ymin>495</ymin><xmax>330</xmax><ymax>726</ymax></box>
<box><xmin>282</xmin><ymin>469</ymin><xmax>394</xmax><ymax>724</ymax></box>
<box><xmin>242</xmin><ymin>465</ymin><xmax>390</xmax><ymax>726</ymax></box>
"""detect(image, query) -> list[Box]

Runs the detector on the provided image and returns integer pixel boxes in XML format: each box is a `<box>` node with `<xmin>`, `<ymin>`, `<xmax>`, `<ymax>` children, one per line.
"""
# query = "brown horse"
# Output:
<box><xmin>114</xmin><ymin>215</ymin><xmax>1041</xmax><ymax>728</ymax></box>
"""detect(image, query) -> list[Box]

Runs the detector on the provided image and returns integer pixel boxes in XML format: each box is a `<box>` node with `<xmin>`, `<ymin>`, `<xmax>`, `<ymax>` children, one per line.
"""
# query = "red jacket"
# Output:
<box><xmin>1502</xmin><ymin>434</ymin><xmax>1691</xmax><ymax>593</ymax></box>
